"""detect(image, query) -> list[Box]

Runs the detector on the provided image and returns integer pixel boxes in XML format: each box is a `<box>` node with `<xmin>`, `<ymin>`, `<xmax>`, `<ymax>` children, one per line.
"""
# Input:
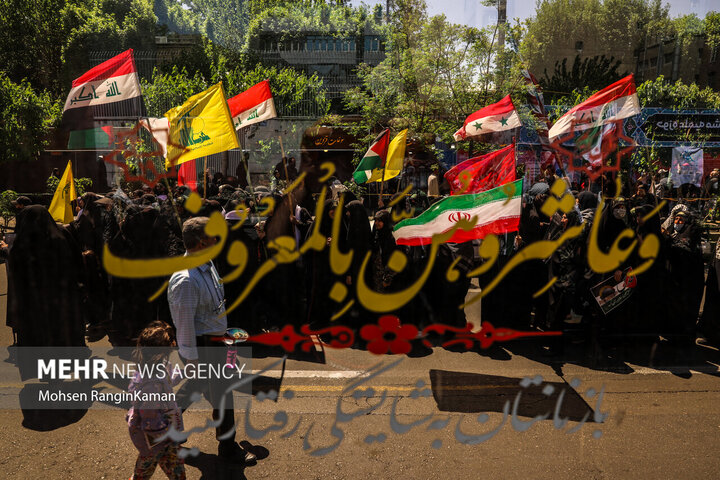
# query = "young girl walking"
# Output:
<box><xmin>127</xmin><ymin>321</ymin><xmax>185</xmax><ymax>480</ymax></box>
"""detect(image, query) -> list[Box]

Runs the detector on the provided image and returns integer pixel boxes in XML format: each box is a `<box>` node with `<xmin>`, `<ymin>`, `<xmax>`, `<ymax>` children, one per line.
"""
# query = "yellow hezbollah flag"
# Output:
<box><xmin>48</xmin><ymin>160</ymin><xmax>77</xmax><ymax>224</ymax></box>
<box><xmin>165</xmin><ymin>82</ymin><xmax>239</xmax><ymax>168</ymax></box>
<box><xmin>368</xmin><ymin>129</ymin><xmax>407</xmax><ymax>182</ymax></box>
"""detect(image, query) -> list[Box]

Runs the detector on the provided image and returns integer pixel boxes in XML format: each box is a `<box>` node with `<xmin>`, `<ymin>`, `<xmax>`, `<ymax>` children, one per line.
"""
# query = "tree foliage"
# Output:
<box><xmin>637</xmin><ymin>75</ymin><xmax>720</xmax><ymax>109</ymax></box>
<box><xmin>343</xmin><ymin>0</ymin><xmax>524</xmax><ymax>159</ymax></box>
<box><xmin>542</xmin><ymin>55</ymin><xmax>626</xmax><ymax>102</ymax></box>
<box><xmin>0</xmin><ymin>73</ymin><xmax>62</xmax><ymax>163</ymax></box>
<box><xmin>521</xmin><ymin>0</ymin><xmax>670</xmax><ymax>82</ymax></box>
<box><xmin>0</xmin><ymin>0</ymin><xmax>159</xmax><ymax>96</ymax></box>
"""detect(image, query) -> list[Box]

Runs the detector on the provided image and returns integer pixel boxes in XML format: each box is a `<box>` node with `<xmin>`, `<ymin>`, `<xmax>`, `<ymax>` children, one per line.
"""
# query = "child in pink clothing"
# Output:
<box><xmin>127</xmin><ymin>321</ymin><xmax>185</xmax><ymax>480</ymax></box>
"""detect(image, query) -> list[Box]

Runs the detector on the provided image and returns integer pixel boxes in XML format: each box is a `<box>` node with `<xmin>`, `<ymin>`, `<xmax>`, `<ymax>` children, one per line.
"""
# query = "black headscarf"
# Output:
<box><xmin>577</xmin><ymin>191</ymin><xmax>598</xmax><ymax>211</ymax></box>
<box><xmin>343</xmin><ymin>199</ymin><xmax>372</xmax><ymax>275</ymax></box>
<box><xmin>7</xmin><ymin>206</ymin><xmax>85</xmax><ymax>351</ymax></box>
<box><xmin>372</xmin><ymin>210</ymin><xmax>396</xmax><ymax>265</ymax></box>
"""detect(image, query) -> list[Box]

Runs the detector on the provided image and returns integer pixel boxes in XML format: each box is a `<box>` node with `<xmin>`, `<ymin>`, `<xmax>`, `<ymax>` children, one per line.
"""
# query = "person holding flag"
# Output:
<box><xmin>48</xmin><ymin>160</ymin><xmax>78</xmax><ymax>224</ymax></box>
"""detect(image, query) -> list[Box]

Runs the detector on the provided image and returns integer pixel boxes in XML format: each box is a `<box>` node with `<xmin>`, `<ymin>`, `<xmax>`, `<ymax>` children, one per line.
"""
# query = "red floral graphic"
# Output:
<box><xmin>360</xmin><ymin>315</ymin><xmax>419</xmax><ymax>355</ymax></box>
<box><xmin>244</xmin><ymin>320</ymin><xmax>561</xmax><ymax>354</ymax></box>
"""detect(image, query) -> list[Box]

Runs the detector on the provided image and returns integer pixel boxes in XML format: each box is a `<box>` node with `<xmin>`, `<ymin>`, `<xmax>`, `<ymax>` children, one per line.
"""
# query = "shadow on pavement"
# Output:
<box><xmin>429</xmin><ymin>369</ymin><xmax>597</xmax><ymax>422</ymax></box>
<box><xmin>19</xmin><ymin>382</ymin><xmax>91</xmax><ymax>431</ymax></box>
<box><xmin>183</xmin><ymin>442</ymin><xmax>268</xmax><ymax>480</ymax></box>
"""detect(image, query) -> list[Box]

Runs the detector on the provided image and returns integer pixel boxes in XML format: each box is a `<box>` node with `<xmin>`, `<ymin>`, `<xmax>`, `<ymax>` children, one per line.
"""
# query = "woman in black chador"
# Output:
<box><xmin>7</xmin><ymin>206</ymin><xmax>86</xmax><ymax>378</ymax></box>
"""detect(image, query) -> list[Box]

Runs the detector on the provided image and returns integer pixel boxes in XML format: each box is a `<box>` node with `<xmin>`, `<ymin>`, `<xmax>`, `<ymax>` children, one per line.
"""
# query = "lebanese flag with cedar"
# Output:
<box><xmin>62</xmin><ymin>49</ymin><xmax>144</xmax><ymax>131</ymax></box>
<box><xmin>444</xmin><ymin>144</ymin><xmax>516</xmax><ymax>195</ymax></box>
<box><xmin>453</xmin><ymin>95</ymin><xmax>522</xmax><ymax>141</ymax></box>
<box><xmin>549</xmin><ymin>74</ymin><xmax>640</xmax><ymax>141</ymax></box>
<box><xmin>227</xmin><ymin>80</ymin><xmax>277</xmax><ymax>130</ymax></box>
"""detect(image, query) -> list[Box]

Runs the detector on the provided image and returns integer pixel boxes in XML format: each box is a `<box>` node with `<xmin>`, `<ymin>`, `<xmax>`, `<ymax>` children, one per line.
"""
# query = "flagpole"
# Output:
<box><xmin>240</xmin><ymin>127</ymin><xmax>253</xmax><ymax>195</ymax></box>
<box><xmin>203</xmin><ymin>156</ymin><xmax>208</xmax><ymax>200</ymax></box>
<box><xmin>278</xmin><ymin>135</ymin><xmax>294</xmax><ymax>210</ymax></box>
<box><xmin>379</xmin><ymin>161</ymin><xmax>388</xmax><ymax>208</ymax></box>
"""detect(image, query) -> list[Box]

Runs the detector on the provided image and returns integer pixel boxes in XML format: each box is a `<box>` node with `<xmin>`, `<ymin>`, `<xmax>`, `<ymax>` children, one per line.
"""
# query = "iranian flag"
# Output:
<box><xmin>62</xmin><ymin>49</ymin><xmax>144</xmax><ymax>132</ymax></box>
<box><xmin>453</xmin><ymin>95</ymin><xmax>521</xmax><ymax>142</ymax></box>
<box><xmin>227</xmin><ymin>80</ymin><xmax>277</xmax><ymax>130</ymax></box>
<box><xmin>549</xmin><ymin>74</ymin><xmax>640</xmax><ymax>141</ymax></box>
<box><xmin>353</xmin><ymin>129</ymin><xmax>390</xmax><ymax>184</ymax></box>
<box><xmin>444</xmin><ymin>144</ymin><xmax>516</xmax><ymax>195</ymax></box>
<box><xmin>393</xmin><ymin>179</ymin><xmax>522</xmax><ymax>246</ymax></box>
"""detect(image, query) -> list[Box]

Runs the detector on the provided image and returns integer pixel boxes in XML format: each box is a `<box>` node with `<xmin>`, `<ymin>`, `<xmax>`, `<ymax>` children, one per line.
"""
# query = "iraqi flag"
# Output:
<box><xmin>393</xmin><ymin>179</ymin><xmax>522</xmax><ymax>246</ymax></box>
<box><xmin>444</xmin><ymin>144</ymin><xmax>516</xmax><ymax>195</ymax></box>
<box><xmin>453</xmin><ymin>95</ymin><xmax>521</xmax><ymax>142</ymax></box>
<box><xmin>353</xmin><ymin>129</ymin><xmax>390</xmax><ymax>184</ymax></box>
<box><xmin>62</xmin><ymin>49</ymin><xmax>144</xmax><ymax>131</ymax></box>
<box><xmin>227</xmin><ymin>80</ymin><xmax>277</xmax><ymax>130</ymax></box>
<box><xmin>549</xmin><ymin>74</ymin><xmax>640</xmax><ymax>141</ymax></box>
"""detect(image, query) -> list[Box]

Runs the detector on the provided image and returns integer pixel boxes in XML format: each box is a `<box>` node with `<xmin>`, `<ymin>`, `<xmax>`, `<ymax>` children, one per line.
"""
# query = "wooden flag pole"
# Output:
<box><xmin>278</xmin><ymin>135</ymin><xmax>294</xmax><ymax>209</ymax></box>
<box><xmin>203</xmin><ymin>156</ymin><xmax>208</xmax><ymax>200</ymax></box>
<box><xmin>240</xmin><ymin>127</ymin><xmax>254</xmax><ymax>194</ymax></box>
<box><xmin>378</xmin><ymin>164</ymin><xmax>387</xmax><ymax>208</ymax></box>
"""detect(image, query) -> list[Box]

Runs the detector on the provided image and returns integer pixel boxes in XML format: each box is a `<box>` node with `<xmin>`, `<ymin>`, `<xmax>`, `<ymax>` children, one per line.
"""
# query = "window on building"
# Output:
<box><xmin>664</xmin><ymin>53</ymin><xmax>673</xmax><ymax>64</ymax></box>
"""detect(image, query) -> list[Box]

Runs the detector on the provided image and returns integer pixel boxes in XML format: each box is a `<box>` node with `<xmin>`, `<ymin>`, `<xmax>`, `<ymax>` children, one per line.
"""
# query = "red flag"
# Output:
<box><xmin>453</xmin><ymin>95</ymin><xmax>521</xmax><ymax>142</ymax></box>
<box><xmin>549</xmin><ymin>74</ymin><xmax>640</xmax><ymax>141</ymax></box>
<box><xmin>444</xmin><ymin>144</ymin><xmax>516</xmax><ymax>195</ymax></box>
<box><xmin>62</xmin><ymin>49</ymin><xmax>144</xmax><ymax>131</ymax></box>
<box><xmin>177</xmin><ymin>159</ymin><xmax>198</xmax><ymax>191</ymax></box>
<box><xmin>227</xmin><ymin>80</ymin><xmax>277</xmax><ymax>130</ymax></box>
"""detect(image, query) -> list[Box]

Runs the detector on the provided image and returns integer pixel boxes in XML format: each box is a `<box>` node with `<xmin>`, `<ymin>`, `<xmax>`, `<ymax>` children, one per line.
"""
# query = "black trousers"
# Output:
<box><xmin>176</xmin><ymin>335</ymin><xmax>236</xmax><ymax>446</ymax></box>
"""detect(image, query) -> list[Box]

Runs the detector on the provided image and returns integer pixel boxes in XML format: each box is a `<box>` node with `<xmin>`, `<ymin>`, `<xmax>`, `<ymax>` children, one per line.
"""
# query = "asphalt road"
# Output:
<box><xmin>1</xmin><ymin>268</ymin><xmax>720</xmax><ymax>479</ymax></box>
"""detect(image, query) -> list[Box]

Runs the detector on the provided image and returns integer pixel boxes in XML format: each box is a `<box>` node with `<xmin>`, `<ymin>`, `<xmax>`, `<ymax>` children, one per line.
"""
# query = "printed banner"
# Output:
<box><xmin>671</xmin><ymin>146</ymin><xmax>704</xmax><ymax>187</ymax></box>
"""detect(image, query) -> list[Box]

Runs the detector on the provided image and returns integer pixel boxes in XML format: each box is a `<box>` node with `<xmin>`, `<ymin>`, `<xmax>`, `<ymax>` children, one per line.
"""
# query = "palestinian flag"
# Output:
<box><xmin>453</xmin><ymin>95</ymin><xmax>521</xmax><ymax>142</ymax></box>
<box><xmin>393</xmin><ymin>179</ymin><xmax>522</xmax><ymax>246</ymax></box>
<box><xmin>549</xmin><ymin>74</ymin><xmax>640</xmax><ymax>141</ymax></box>
<box><xmin>62</xmin><ymin>49</ymin><xmax>144</xmax><ymax>132</ymax></box>
<box><xmin>227</xmin><ymin>80</ymin><xmax>277</xmax><ymax>130</ymax></box>
<box><xmin>444</xmin><ymin>144</ymin><xmax>516</xmax><ymax>195</ymax></box>
<box><xmin>353</xmin><ymin>129</ymin><xmax>390</xmax><ymax>184</ymax></box>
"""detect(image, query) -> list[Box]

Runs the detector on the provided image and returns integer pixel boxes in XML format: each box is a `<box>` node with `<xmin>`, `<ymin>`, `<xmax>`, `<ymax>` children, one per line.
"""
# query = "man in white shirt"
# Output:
<box><xmin>169</xmin><ymin>217</ymin><xmax>255</xmax><ymax>464</ymax></box>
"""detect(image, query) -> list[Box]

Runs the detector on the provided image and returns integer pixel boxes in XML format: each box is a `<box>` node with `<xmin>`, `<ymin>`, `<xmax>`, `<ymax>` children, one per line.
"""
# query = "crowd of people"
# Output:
<box><xmin>4</xmin><ymin>161</ymin><xmax>720</xmax><ymax>478</ymax></box>
<box><xmin>3</xmin><ymin>164</ymin><xmax>720</xmax><ymax>354</ymax></box>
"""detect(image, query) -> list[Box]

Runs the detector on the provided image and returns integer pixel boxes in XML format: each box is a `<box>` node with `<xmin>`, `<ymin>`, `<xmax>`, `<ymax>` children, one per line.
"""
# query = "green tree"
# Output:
<box><xmin>521</xmin><ymin>0</ymin><xmax>670</xmax><ymax>85</ymax></box>
<box><xmin>343</xmin><ymin>0</ymin><xmax>524</xmax><ymax>161</ymax></box>
<box><xmin>140</xmin><ymin>66</ymin><xmax>210</xmax><ymax>117</ymax></box>
<box><xmin>61</xmin><ymin>0</ymin><xmax>158</xmax><ymax>86</ymax></box>
<box><xmin>542</xmin><ymin>55</ymin><xmax>626</xmax><ymax>102</ymax></box>
<box><xmin>0</xmin><ymin>73</ymin><xmax>62</xmax><ymax>163</ymax></box>
<box><xmin>0</xmin><ymin>0</ymin><xmax>72</xmax><ymax>94</ymax></box>
<box><xmin>637</xmin><ymin>75</ymin><xmax>720</xmax><ymax>109</ymax></box>
<box><xmin>0</xmin><ymin>190</ymin><xmax>18</xmax><ymax>231</ymax></box>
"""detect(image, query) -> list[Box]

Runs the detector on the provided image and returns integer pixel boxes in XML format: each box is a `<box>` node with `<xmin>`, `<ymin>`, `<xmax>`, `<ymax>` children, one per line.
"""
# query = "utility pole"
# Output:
<box><xmin>497</xmin><ymin>0</ymin><xmax>507</xmax><ymax>48</ymax></box>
